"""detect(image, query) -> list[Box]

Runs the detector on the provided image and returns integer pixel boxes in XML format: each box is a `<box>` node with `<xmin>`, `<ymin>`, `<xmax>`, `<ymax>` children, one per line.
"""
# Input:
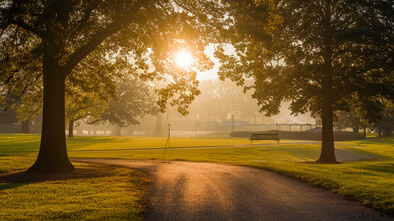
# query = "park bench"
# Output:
<box><xmin>250</xmin><ymin>133</ymin><xmax>280</xmax><ymax>145</ymax></box>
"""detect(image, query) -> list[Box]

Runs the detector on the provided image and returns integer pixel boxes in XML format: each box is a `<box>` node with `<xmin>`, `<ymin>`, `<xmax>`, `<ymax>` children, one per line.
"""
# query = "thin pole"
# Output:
<box><xmin>163</xmin><ymin>124</ymin><xmax>170</xmax><ymax>160</ymax></box>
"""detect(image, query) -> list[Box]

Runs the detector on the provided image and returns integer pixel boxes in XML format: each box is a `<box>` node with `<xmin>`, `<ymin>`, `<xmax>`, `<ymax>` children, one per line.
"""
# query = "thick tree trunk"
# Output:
<box><xmin>317</xmin><ymin>1</ymin><xmax>337</xmax><ymax>163</ymax></box>
<box><xmin>317</xmin><ymin>104</ymin><xmax>337</xmax><ymax>163</ymax></box>
<box><xmin>68</xmin><ymin>120</ymin><xmax>74</xmax><ymax>138</ymax></box>
<box><xmin>22</xmin><ymin>119</ymin><xmax>30</xmax><ymax>133</ymax></box>
<box><xmin>28</xmin><ymin>59</ymin><xmax>74</xmax><ymax>173</ymax></box>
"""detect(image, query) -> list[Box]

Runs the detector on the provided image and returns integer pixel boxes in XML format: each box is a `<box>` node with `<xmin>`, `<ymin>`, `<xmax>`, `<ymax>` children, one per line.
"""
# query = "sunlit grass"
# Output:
<box><xmin>69</xmin><ymin>137</ymin><xmax>393</xmax><ymax>216</ymax></box>
<box><xmin>0</xmin><ymin>158</ymin><xmax>149</xmax><ymax>220</ymax></box>
<box><xmin>0</xmin><ymin>134</ymin><xmax>40</xmax><ymax>155</ymax></box>
<box><xmin>0</xmin><ymin>134</ymin><xmax>393</xmax><ymax>216</ymax></box>
<box><xmin>67</xmin><ymin>136</ymin><xmax>252</xmax><ymax>151</ymax></box>
<box><xmin>0</xmin><ymin>155</ymin><xmax>37</xmax><ymax>173</ymax></box>
<box><xmin>245</xmin><ymin>161</ymin><xmax>393</xmax><ymax>215</ymax></box>
<box><xmin>67</xmin><ymin>144</ymin><xmax>321</xmax><ymax>162</ymax></box>
<box><xmin>0</xmin><ymin>133</ymin><xmax>273</xmax><ymax>154</ymax></box>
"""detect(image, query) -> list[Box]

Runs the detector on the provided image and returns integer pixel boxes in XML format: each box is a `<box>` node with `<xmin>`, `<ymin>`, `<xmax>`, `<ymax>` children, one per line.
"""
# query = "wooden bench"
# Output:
<box><xmin>250</xmin><ymin>133</ymin><xmax>280</xmax><ymax>145</ymax></box>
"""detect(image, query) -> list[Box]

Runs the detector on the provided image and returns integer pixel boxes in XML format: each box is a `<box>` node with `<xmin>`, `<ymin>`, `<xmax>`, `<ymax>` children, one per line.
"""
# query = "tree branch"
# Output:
<box><xmin>75</xmin><ymin>0</ymin><xmax>102</xmax><ymax>30</ymax></box>
<box><xmin>64</xmin><ymin>0</ymin><xmax>152</xmax><ymax>74</ymax></box>
<box><xmin>6</xmin><ymin>0</ymin><xmax>41</xmax><ymax>36</ymax></box>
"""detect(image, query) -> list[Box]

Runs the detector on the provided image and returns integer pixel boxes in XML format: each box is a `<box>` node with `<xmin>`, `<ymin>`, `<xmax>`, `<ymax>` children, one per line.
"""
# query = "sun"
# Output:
<box><xmin>175</xmin><ymin>50</ymin><xmax>193</xmax><ymax>69</ymax></box>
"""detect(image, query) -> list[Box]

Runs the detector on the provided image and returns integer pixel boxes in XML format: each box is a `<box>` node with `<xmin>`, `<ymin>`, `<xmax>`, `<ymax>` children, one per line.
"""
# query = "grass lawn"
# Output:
<box><xmin>0</xmin><ymin>134</ymin><xmax>254</xmax><ymax>155</ymax></box>
<box><xmin>0</xmin><ymin>134</ymin><xmax>393</xmax><ymax>216</ymax></box>
<box><xmin>0</xmin><ymin>156</ymin><xmax>149</xmax><ymax>220</ymax></box>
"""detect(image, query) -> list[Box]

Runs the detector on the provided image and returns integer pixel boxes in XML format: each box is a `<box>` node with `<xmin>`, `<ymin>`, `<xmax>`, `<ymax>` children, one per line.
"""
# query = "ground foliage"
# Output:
<box><xmin>0</xmin><ymin>160</ymin><xmax>149</xmax><ymax>220</ymax></box>
<box><xmin>1</xmin><ymin>134</ymin><xmax>392</xmax><ymax>216</ymax></box>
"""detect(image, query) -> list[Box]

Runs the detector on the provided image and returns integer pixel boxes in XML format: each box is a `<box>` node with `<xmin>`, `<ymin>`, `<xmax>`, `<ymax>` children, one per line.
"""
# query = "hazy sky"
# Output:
<box><xmin>196</xmin><ymin>44</ymin><xmax>236</xmax><ymax>81</ymax></box>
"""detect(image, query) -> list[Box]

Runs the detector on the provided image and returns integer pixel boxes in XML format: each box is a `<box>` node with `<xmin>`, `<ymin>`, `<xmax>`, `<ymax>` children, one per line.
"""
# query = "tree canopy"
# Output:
<box><xmin>216</xmin><ymin>0</ymin><xmax>393</xmax><ymax>162</ymax></box>
<box><xmin>1</xmin><ymin>0</ymin><xmax>392</xmax><ymax>171</ymax></box>
<box><xmin>0</xmin><ymin>0</ymin><xmax>222</xmax><ymax>172</ymax></box>
<box><xmin>94</xmin><ymin>76</ymin><xmax>158</xmax><ymax>128</ymax></box>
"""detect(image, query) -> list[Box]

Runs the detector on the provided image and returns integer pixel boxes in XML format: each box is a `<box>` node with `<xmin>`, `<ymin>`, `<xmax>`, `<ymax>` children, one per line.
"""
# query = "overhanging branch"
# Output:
<box><xmin>64</xmin><ymin>0</ymin><xmax>152</xmax><ymax>74</ymax></box>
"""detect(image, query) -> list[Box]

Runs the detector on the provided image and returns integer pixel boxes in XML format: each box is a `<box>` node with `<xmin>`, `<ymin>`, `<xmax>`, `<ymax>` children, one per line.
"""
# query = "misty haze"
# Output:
<box><xmin>0</xmin><ymin>0</ymin><xmax>392</xmax><ymax>220</ymax></box>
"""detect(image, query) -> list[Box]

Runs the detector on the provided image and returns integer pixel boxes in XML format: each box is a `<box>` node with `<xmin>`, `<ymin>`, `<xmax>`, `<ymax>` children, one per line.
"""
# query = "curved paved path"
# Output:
<box><xmin>72</xmin><ymin>158</ymin><xmax>388</xmax><ymax>221</ymax></box>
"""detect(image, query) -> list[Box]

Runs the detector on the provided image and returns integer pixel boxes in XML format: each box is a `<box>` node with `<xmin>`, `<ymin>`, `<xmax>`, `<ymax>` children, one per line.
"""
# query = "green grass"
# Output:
<box><xmin>70</xmin><ymin>137</ymin><xmax>393</xmax><ymax>216</ymax></box>
<box><xmin>0</xmin><ymin>133</ymin><xmax>278</xmax><ymax>154</ymax></box>
<box><xmin>0</xmin><ymin>134</ymin><xmax>393</xmax><ymax>216</ymax></box>
<box><xmin>366</xmin><ymin>133</ymin><xmax>379</xmax><ymax>138</ymax></box>
<box><xmin>0</xmin><ymin>134</ymin><xmax>41</xmax><ymax>155</ymax></box>
<box><xmin>0</xmin><ymin>156</ymin><xmax>149</xmax><ymax>220</ymax></box>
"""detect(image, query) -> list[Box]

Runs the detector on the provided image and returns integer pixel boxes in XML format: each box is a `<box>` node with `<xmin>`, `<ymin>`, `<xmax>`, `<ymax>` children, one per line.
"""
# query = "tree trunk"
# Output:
<box><xmin>22</xmin><ymin>119</ymin><xmax>30</xmax><ymax>133</ymax></box>
<box><xmin>353</xmin><ymin>124</ymin><xmax>359</xmax><ymax>135</ymax></box>
<box><xmin>231</xmin><ymin>114</ymin><xmax>234</xmax><ymax>132</ymax></box>
<box><xmin>28</xmin><ymin>58</ymin><xmax>74</xmax><ymax>173</ymax></box>
<box><xmin>113</xmin><ymin>126</ymin><xmax>122</xmax><ymax>136</ymax></box>
<box><xmin>155</xmin><ymin>113</ymin><xmax>163</xmax><ymax>137</ymax></box>
<box><xmin>68</xmin><ymin>120</ymin><xmax>74</xmax><ymax>138</ymax></box>
<box><xmin>317</xmin><ymin>1</ymin><xmax>337</xmax><ymax>163</ymax></box>
<box><xmin>317</xmin><ymin>104</ymin><xmax>337</xmax><ymax>163</ymax></box>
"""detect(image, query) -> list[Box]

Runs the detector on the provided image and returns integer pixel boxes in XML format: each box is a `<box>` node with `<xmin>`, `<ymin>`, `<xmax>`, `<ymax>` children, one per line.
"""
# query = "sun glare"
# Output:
<box><xmin>175</xmin><ymin>50</ymin><xmax>193</xmax><ymax>69</ymax></box>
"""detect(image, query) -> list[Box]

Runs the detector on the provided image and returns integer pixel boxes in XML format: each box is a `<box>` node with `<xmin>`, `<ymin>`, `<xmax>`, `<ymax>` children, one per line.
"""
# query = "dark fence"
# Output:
<box><xmin>0</xmin><ymin>124</ymin><xmax>21</xmax><ymax>133</ymax></box>
<box><xmin>230</xmin><ymin>130</ymin><xmax>365</xmax><ymax>141</ymax></box>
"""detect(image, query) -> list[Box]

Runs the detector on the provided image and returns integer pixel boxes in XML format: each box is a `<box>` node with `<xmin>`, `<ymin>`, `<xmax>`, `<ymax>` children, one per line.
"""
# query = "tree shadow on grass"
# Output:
<box><xmin>0</xmin><ymin>165</ymin><xmax>117</xmax><ymax>190</ymax></box>
<box><xmin>0</xmin><ymin>183</ymin><xmax>24</xmax><ymax>191</ymax></box>
<box><xmin>297</xmin><ymin>161</ymin><xmax>345</xmax><ymax>164</ymax></box>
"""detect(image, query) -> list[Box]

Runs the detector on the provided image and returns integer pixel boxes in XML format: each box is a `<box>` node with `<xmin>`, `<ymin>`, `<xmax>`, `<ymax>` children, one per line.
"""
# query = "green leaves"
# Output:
<box><xmin>96</xmin><ymin>76</ymin><xmax>158</xmax><ymax>127</ymax></box>
<box><xmin>1</xmin><ymin>0</ymin><xmax>224</xmax><ymax>118</ymax></box>
<box><xmin>215</xmin><ymin>0</ymin><xmax>393</xmax><ymax>120</ymax></box>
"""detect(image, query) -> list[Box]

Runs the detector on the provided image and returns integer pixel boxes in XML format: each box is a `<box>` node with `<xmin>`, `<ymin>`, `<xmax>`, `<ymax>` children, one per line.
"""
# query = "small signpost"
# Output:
<box><xmin>163</xmin><ymin>124</ymin><xmax>171</xmax><ymax>160</ymax></box>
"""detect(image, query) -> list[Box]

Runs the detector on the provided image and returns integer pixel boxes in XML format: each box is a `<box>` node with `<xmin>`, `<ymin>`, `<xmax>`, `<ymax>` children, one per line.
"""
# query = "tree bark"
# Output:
<box><xmin>68</xmin><ymin>120</ymin><xmax>74</xmax><ymax>138</ymax></box>
<box><xmin>28</xmin><ymin>58</ymin><xmax>74</xmax><ymax>173</ymax></box>
<box><xmin>317</xmin><ymin>104</ymin><xmax>337</xmax><ymax>163</ymax></box>
<box><xmin>317</xmin><ymin>0</ymin><xmax>337</xmax><ymax>163</ymax></box>
<box><xmin>353</xmin><ymin>123</ymin><xmax>359</xmax><ymax>135</ymax></box>
<box><xmin>22</xmin><ymin>119</ymin><xmax>30</xmax><ymax>133</ymax></box>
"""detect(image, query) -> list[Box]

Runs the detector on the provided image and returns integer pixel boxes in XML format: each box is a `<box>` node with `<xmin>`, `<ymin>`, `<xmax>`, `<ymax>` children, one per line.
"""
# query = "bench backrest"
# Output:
<box><xmin>250</xmin><ymin>133</ymin><xmax>279</xmax><ymax>140</ymax></box>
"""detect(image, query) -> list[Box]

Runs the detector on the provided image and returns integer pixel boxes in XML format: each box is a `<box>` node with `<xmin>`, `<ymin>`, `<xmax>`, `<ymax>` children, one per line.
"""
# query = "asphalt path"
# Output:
<box><xmin>72</xmin><ymin>157</ymin><xmax>388</xmax><ymax>221</ymax></box>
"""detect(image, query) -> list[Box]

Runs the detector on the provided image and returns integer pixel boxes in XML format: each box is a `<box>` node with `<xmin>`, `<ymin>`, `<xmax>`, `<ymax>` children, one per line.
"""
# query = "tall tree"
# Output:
<box><xmin>374</xmin><ymin>99</ymin><xmax>394</xmax><ymax>137</ymax></box>
<box><xmin>65</xmin><ymin>49</ymin><xmax>120</xmax><ymax>137</ymax></box>
<box><xmin>216</xmin><ymin>0</ymin><xmax>393</xmax><ymax>162</ymax></box>
<box><xmin>0</xmin><ymin>0</ymin><xmax>219</xmax><ymax>172</ymax></box>
<box><xmin>188</xmin><ymin>79</ymin><xmax>262</xmax><ymax>122</ymax></box>
<box><xmin>92</xmin><ymin>76</ymin><xmax>158</xmax><ymax>135</ymax></box>
<box><xmin>65</xmin><ymin>83</ymin><xmax>108</xmax><ymax>138</ymax></box>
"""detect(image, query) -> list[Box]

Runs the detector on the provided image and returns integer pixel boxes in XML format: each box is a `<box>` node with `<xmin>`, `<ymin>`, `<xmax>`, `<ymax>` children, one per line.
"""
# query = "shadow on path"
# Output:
<box><xmin>72</xmin><ymin>158</ymin><xmax>389</xmax><ymax>221</ymax></box>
